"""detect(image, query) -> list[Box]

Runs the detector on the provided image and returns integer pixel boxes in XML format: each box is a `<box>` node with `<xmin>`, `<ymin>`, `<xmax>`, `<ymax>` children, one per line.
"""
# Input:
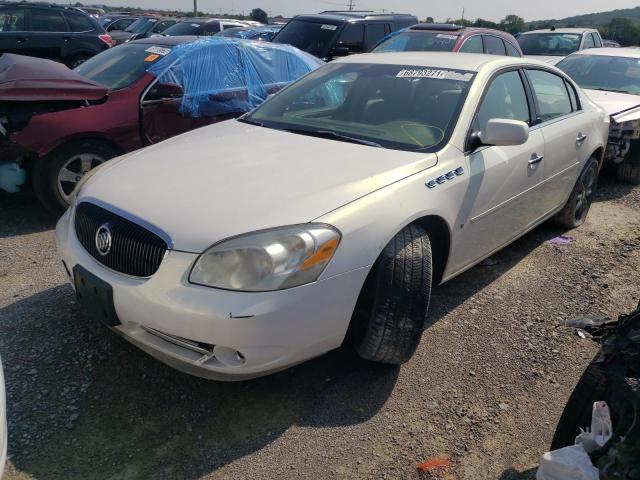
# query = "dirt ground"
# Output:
<box><xmin>0</xmin><ymin>177</ymin><xmax>638</xmax><ymax>480</ymax></box>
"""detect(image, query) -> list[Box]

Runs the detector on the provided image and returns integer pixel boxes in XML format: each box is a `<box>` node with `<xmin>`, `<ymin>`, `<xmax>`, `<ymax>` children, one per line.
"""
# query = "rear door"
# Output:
<box><xmin>483</xmin><ymin>34</ymin><xmax>507</xmax><ymax>56</ymax></box>
<box><xmin>364</xmin><ymin>22</ymin><xmax>388</xmax><ymax>51</ymax></box>
<box><xmin>25</xmin><ymin>8</ymin><xmax>69</xmax><ymax>61</ymax></box>
<box><xmin>525</xmin><ymin>68</ymin><xmax>594</xmax><ymax>211</ymax></box>
<box><xmin>457</xmin><ymin>69</ymin><xmax>547</xmax><ymax>266</ymax></box>
<box><xmin>0</xmin><ymin>7</ymin><xmax>27</xmax><ymax>55</ymax></box>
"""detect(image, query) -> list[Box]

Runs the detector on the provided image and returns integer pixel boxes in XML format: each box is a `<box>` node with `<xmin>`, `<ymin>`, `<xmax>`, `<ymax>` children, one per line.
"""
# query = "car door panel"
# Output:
<box><xmin>0</xmin><ymin>7</ymin><xmax>27</xmax><ymax>54</ymax></box>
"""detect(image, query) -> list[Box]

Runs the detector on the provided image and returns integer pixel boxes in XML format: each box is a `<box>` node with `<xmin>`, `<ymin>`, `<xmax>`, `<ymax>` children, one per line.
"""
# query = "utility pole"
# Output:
<box><xmin>461</xmin><ymin>7</ymin><xmax>465</xmax><ymax>23</ymax></box>
<box><xmin>193</xmin><ymin>0</ymin><xmax>197</xmax><ymax>16</ymax></box>
<box><xmin>347</xmin><ymin>0</ymin><xmax>355</xmax><ymax>11</ymax></box>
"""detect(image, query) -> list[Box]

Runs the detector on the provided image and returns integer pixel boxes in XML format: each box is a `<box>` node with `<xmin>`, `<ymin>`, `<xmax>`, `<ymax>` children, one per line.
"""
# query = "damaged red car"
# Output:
<box><xmin>0</xmin><ymin>36</ymin><xmax>322</xmax><ymax>213</ymax></box>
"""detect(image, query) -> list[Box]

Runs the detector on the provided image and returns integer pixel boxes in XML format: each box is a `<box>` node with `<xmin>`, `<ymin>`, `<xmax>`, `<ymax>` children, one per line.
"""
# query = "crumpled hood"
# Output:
<box><xmin>0</xmin><ymin>53</ymin><xmax>108</xmax><ymax>101</ymax></box>
<box><xmin>81</xmin><ymin>120</ymin><xmax>437</xmax><ymax>252</ymax></box>
<box><xmin>524</xmin><ymin>55</ymin><xmax>563</xmax><ymax>65</ymax></box>
<box><xmin>110</xmin><ymin>31</ymin><xmax>135</xmax><ymax>44</ymax></box>
<box><xmin>583</xmin><ymin>89</ymin><xmax>640</xmax><ymax>122</ymax></box>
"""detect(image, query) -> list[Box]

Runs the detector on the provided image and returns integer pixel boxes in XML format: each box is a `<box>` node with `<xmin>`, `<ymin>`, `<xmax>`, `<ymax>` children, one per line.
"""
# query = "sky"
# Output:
<box><xmin>90</xmin><ymin>0</ymin><xmax>640</xmax><ymax>23</ymax></box>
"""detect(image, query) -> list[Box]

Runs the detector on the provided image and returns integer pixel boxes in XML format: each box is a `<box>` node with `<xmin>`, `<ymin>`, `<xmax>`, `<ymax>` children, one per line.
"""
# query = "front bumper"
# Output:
<box><xmin>55</xmin><ymin>208</ymin><xmax>369</xmax><ymax>380</ymax></box>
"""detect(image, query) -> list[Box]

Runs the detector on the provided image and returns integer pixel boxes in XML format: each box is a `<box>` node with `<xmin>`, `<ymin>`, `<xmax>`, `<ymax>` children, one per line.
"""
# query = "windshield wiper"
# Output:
<box><xmin>237</xmin><ymin>117</ymin><xmax>264</xmax><ymax>127</ymax></box>
<box><xmin>284</xmin><ymin>128</ymin><xmax>383</xmax><ymax>148</ymax></box>
<box><xmin>590</xmin><ymin>87</ymin><xmax>632</xmax><ymax>94</ymax></box>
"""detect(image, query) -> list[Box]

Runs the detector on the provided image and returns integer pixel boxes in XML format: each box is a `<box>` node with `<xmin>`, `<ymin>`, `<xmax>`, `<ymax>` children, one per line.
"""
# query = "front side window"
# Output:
<box><xmin>373</xmin><ymin>32</ymin><xmax>459</xmax><ymax>53</ymax></box>
<box><xmin>557</xmin><ymin>54</ymin><xmax>640</xmax><ymax>95</ymax></box>
<box><xmin>518</xmin><ymin>33</ymin><xmax>582</xmax><ymax>56</ymax></box>
<box><xmin>153</xmin><ymin>20</ymin><xmax>176</xmax><ymax>33</ymax></box>
<box><xmin>75</xmin><ymin>43</ymin><xmax>169</xmax><ymax>90</ymax></box>
<box><xmin>593</xmin><ymin>33</ymin><xmax>602</xmax><ymax>47</ymax></box>
<box><xmin>505</xmin><ymin>42</ymin><xmax>521</xmax><ymax>57</ymax></box>
<box><xmin>0</xmin><ymin>8</ymin><xmax>25</xmax><ymax>32</ymax></box>
<box><xmin>125</xmin><ymin>17</ymin><xmax>156</xmax><ymax>34</ymax></box>
<box><xmin>337</xmin><ymin>23</ymin><xmax>364</xmax><ymax>52</ymax></box>
<box><xmin>476</xmin><ymin>70</ymin><xmax>530</xmax><ymax>132</ymax></box>
<box><xmin>527</xmin><ymin>69</ymin><xmax>573</xmax><ymax>122</ymax></box>
<box><xmin>200</xmin><ymin>22</ymin><xmax>221</xmax><ymax>34</ymax></box>
<box><xmin>484</xmin><ymin>35</ymin><xmax>506</xmax><ymax>55</ymax></box>
<box><xmin>64</xmin><ymin>11</ymin><xmax>94</xmax><ymax>32</ymax></box>
<box><xmin>272</xmin><ymin>19</ymin><xmax>341</xmax><ymax>58</ymax></box>
<box><xmin>31</xmin><ymin>10</ymin><xmax>68</xmax><ymax>32</ymax></box>
<box><xmin>365</xmin><ymin>23</ymin><xmax>386</xmax><ymax>50</ymax></box>
<box><xmin>458</xmin><ymin>35</ymin><xmax>483</xmax><ymax>53</ymax></box>
<box><xmin>582</xmin><ymin>33</ymin><xmax>595</xmax><ymax>49</ymax></box>
<box><xmin>247</xmin><ymin>63</ymin><xmax>475</xmax><ymax>152</ymax></box>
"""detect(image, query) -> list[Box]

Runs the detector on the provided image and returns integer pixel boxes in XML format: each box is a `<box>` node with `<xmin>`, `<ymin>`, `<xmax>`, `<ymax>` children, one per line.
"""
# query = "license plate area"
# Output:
<box><xmin>73</xmin><ymin>265</ymin><xmax>121</xmax><ymax>327</ymax></box>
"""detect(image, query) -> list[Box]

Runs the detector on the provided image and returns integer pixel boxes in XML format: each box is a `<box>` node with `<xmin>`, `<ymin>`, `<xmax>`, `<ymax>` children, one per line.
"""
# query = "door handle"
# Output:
<box><xmin>63</xmin><ymin>37</ymin><xmax>76</xmax><ymax>42</ymax></box>
<box><xmin>529</xmin><ymin>153</ymin><xmax>544</xmax><ymax>165</ymax></box>
<box><xmin>16</xmin><ymin>37</ymin><xmax>28</xmax><ymax>43</ymax></box>
<box><xmin>576</xmin><ymin>133</ymin><xmax>588</xmax><ymax>144</ymax></box>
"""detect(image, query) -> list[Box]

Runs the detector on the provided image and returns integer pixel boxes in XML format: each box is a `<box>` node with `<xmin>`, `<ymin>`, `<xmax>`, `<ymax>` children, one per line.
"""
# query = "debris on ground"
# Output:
<box><xmin>548</xmin><ymin>235</ymin><xmax>575</xmax><ymax>245</ymax></box>
<box><xmin>417</xmin><ymin>456</ymin><xmax>453</xmax><ymax>474</ymax></box>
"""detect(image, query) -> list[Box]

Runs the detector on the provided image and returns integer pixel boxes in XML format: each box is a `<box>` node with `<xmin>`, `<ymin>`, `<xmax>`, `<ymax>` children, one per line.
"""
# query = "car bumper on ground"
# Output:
<box><xmin>55</xmin><ymin>207</ymin><xmax>369</xmax><ymax>381</ymax></box>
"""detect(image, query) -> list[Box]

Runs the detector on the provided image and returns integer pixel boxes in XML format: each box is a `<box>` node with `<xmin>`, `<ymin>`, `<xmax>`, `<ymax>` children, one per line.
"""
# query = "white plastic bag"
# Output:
<box><xmin>536</xmin><ymin>445</ymin><xmax>599</xmax><ymax>480</ymax></box>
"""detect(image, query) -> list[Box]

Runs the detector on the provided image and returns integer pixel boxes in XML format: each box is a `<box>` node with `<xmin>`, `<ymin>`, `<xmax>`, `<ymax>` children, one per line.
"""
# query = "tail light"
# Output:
<box><xmin>99</xmin><ymin>34</ymin><xmax>115</xmax><ymax>47</ymax></box>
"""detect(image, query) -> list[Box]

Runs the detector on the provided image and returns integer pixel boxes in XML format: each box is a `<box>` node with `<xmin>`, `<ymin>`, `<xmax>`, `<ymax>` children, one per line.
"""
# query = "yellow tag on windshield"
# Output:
<box><xmin>144</xmin><ymin>54</ymin><xmax>160</xmax><ymax>62</ymax></box>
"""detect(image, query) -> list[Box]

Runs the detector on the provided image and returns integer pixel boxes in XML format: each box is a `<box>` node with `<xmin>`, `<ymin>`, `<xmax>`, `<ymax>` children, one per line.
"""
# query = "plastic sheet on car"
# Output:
<box><xmin>147</xmin><ymin>37</ymin><xmax>323</xmax><ymax>118</ymax></box>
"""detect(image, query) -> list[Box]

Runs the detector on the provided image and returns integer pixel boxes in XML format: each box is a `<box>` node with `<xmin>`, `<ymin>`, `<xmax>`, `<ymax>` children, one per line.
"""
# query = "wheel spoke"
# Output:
<box><xmin>58</xmin><ymin>167</ymin><xmax>80</xmax><ymax>184</ymax></box>
<box><xmin>80</xmin><ymin>154</ymin><xmax>94</xmax><ymax>173</ymax></box>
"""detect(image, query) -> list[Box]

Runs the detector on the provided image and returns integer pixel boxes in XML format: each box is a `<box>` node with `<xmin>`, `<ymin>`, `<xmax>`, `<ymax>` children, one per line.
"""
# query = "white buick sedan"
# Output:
<box><xmin>56</xmin><ymin>53</ymin><xmax>608</xmax><ymax>380</ymax></box>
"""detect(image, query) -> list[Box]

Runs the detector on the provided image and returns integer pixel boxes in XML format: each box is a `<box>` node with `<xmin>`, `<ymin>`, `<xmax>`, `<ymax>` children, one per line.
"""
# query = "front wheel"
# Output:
<box><xmin>551</xmin><ymin>156</ymin><xmax>599</xmax><ymax>229</ymax></box>
<box><xmin>350</xmin><ymin>224</ymin><xmax>432</xmax><ymax>365</ymax></box>
<box><xmin>32</xmin><ymin>141</ymin><xmax>118</xmax><ymax>215</ymax></box>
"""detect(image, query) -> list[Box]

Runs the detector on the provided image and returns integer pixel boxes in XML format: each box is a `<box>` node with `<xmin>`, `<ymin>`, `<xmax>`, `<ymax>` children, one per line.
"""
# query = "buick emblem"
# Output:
<box><xmin>95</xmin><ymin>224</ymin><xmax>113</xmax><ymax>256</ymax></box>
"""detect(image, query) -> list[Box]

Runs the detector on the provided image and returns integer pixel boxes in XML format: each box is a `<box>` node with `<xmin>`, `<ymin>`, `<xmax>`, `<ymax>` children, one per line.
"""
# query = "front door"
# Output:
<box><xmin>24</xmin><ymin>8</ymin><xmax>68</xmax><ymax>61</ymax></box>
<box><xmin>453</xmin><ymin>69</ymin><xmax>548</xmax><ymax>269</ymax></box>
<box><xmin>0</xmin><ymin>7</ymin><xmax>27</xmax><ymax>55</ymax></box>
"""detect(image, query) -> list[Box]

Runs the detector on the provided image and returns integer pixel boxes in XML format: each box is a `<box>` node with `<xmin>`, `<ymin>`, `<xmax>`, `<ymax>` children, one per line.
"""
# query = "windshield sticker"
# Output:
<box><xmin>145</xmin><ymin>46</ymin><xmax>171</xmax><ymax>56</ymax></box>
<box><xmin>436</xmin><ymin>34</ymin><xmax>458</xmax><ymax>40</ymax></box>
<box><xmin>191</xmin><ymin>23</ymin><xmax>200</xmax><ymax>27</ymax></box>
<box><xmin>321</xmin><ymin>24</ymin><xmax>338</xmax><ymax>30</ymax></box>
<box><xmin>148</xmin><ymin>18</ymin><xmax>158</xmax><ymax>23</ymax></box>
<box><xmin>396</xmin><ymin>68</ymin><xmax>473</xmax><ymax>82</ymax></box>
<box><xmin>562</xmin><ymin>34</ymin><xmax>580</xmax><ymax>39</ymax></box>
<box><xmin>144</xmin><ymin>54</ymin><xmax>160</xmax><ymax>62</ymax></box>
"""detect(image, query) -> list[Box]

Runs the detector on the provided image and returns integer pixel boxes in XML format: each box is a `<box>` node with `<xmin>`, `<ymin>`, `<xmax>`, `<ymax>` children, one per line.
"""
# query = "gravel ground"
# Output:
<box><xmin>0</xmin><ymin>178</ymin><xmax>638</xmax><ymax>480</ymax></box>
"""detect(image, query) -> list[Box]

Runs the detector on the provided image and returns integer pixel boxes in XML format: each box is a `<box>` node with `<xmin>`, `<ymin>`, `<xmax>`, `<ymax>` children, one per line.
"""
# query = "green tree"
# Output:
<box><xmin>500</xmin><ymin>14</ymin><xmax>525</xmax><ymax>34</ymax></box>
<box><xmin>473</xmin><ymin>18</ymin><xmax>499</xmax><ymax>29</ymax></box>
<box><xmin>425</xmin><ymin>16</ymin><xmax>434</xmax><ymax>23</ymax></box>
<box><xmin>606</xmin><ymin>17</ymin><xmax>639</xmax><ymax>45</ymax></box>
<box><xmin>250</xmin><ymin>8</ymin><xmax>268</xmax><ymax>24</ymax></box>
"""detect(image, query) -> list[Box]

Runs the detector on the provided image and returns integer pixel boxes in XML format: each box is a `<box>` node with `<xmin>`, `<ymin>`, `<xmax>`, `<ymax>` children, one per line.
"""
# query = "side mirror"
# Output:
<box><xmin>330</xmin><ymin>46</ymin><xmax>350</xmax><ymax>58</ymax></box>
<box><xmin>148</xmin><ymin>82</ymin><xmax>183</xmax><ymax>100</ymax></box>
<box><xmin>480</xmin><ymin>119</ymin><xmax>529</xmax><ymax>147</ymax></box>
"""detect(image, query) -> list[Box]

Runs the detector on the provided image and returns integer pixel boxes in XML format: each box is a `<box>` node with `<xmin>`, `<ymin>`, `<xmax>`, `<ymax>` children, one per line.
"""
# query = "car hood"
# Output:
<box><xmin>80</xmin><ymin>120</ymin><xmax>438</xmax><ymax>252</ymax></box>
<box><xmin>0</xmin><ymin>54</ymin><xmax>108</xmax><ymax>101</ymax></box>
<box><xmin>583</xmin><ymin>89</ymin><xmax>640</xmax><ymax>122</ymax></box>
<box><xmin>524</xmin><ymin>55</ymin><xmax>563</xmax><ymax>65</ymax></box>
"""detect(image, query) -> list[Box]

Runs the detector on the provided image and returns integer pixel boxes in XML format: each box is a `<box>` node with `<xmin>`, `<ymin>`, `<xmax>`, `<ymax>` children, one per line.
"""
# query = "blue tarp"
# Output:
<box><xmin>148</xmin><ymin>37</ymin><xmax>323</xmax><ymax>118</ymax></box>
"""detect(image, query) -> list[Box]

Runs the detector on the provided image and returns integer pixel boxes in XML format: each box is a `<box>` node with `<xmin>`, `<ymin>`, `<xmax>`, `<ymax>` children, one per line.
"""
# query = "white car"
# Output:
<box><xmin>558</xmin><ymin>47</ymin><xmax>640</xmax><ymax>184</ymax></box>
<box><xmin>518</xmin><ymin>28</ymin><xmax>603</xmax><ymax>65</ymax></box>
<box><xmin>56</xmin><ymin>53</ymin><xmax>608</xmax><ymax>380</ymax></box>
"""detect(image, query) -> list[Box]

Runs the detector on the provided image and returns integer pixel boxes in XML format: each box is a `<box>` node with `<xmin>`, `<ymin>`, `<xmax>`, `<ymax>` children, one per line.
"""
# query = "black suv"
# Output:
<box><xmin>272</xmin><ymin>11</ymin><xmax>418</xmax><ymax>60</ymax></box>
<box><xmin>0</xmin><ymin>3</ymin><xmax>112</xmax><ymax>68</ymax></box>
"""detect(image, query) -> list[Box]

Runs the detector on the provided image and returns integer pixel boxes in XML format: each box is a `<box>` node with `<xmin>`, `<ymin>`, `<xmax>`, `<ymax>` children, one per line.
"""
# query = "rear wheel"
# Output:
<box><xmin>32</xmin><ymin>141</ymin><xmax>118</xmax><ymax>215</ymax></box>
<box><xmin>67</xmin><ymin>54</ymin><xmax>90</xmax><ymax>69</ymax></box>
<box><xmin>351</xmin><ymin>224</ymin><xmax>432</xmax><ymax>365</ymax></box>
<box><xmin>551</xmin><ymin>156</ymin><xmax>599</xmax><ymax>229</ymax></box>
<box><xmin>616</xmin><ymin>160</ymin><xmax>640</xmax><ymax>185</ymax></box>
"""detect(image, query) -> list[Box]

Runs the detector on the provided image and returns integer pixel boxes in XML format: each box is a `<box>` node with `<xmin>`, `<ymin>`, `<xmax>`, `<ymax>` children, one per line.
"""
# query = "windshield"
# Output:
<box><xmin>518</xmin><ymin>33</ymin><xmax>582</xmax><ymax>56</ymax></box>
<box><xmin>75</xmin><ymin>43</ymin><xmax>170</xmax><ymax>90</ymax></box>
<box><xmin>125</xmin><ymin>17</ymin><xmax>157</xmax><ymax>34</ymax></box>
<box><xmin>273</xmin><ymin>19</ymin><xmax>341</xmax><ymax>58</ymax></box>
<box><xmin>247</xmin><ymin>63</ymin><xmax>474</xmax><ymax>152</ymax></box>
<box><xmin>373</xmin><ymin>32</ymin><xmax>459</xmax><ymax>53</ymax></box>
<box><xmin>162</xmin><ymin>21</ymin><xmax>201</xmax><ymax>36</ymax></box>
<box><xmin>557</xmin><ymin>55</ymin><xmax>640</xmax><ymax>95</ymax></box>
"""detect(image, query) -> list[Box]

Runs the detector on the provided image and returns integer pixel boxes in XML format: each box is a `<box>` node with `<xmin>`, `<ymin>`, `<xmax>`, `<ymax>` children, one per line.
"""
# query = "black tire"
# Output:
<box><xmin>616</xmin><ymin>161</ymin><xmax>640</xmax><ymax>185</ymax></box>
<box><xmin>551</xmin><ymin>156</ymin><xmax>599</xmax><ymax>229</ymax></box>
<box><xmin>67</xmin><ymin>54</ymin><xmax>90</xmax><ymax>69</ymax></box>
<box><xmin>351</xmin><ymin>224</ymin><xmax>432</xmax><ymax>365</ymax></box>
<box><xmin>550</xmin><ymin>363</ymin><xmax>607</xmax><ymax>450</ymax></box>
<box><xmin>32</xmin><ymin>140</ymin><xmax>118</xmax><ymax>215</ymax></box>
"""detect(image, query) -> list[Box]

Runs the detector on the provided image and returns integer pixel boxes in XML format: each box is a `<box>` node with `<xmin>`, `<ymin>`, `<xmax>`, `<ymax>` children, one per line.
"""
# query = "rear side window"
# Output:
<box><xmin>31</xmin><ymin>9</ymin><xmax>68</xmax><ymax>32</ymax></box>
<box><xmin>337</xmin><ymin>23</ymin><xmax>364</xmax><ymax>52</ymax></box>
<box><xmin>365</xmin><ymin>23</ymin><xmax>386</xmax><ymax>50</ymax></box>
<box><xmin>593</xmin><ymin>33</ymin><xmax>602</xmax><ymax>47</ymax></box>
<box><xmin>64</xmin><ymin>11</ymin><xmax>94</xmax><ymax>32</ymax></box>
<box><xmin>201</xmin><ymin>22</ymin><xmax>221</xmax><ymax>34</ymax></box>
<box><xmin>505</xmin><ymin>42</ymin><xmax>521</xmax><ymax>57</ymax></box>
<box><xmin>0</xmin><ymin>8</ymin><xmax>25</xmax><ymax>31</ymax></box>
<box><xmin>484</xmin><ymin>35</ymin><xmax>506</xmax><ymax>55</ymax></box>
<box><xmin>527</xmin><ymin>69</ymin><xmax>573</xmax><ymax>122</ymax></box>
<box><xmin>476</xmin><ymin>70</ymin><xmax>530</xmax><ymax>131</ymax></box>
<box><xmin>459</xmin><ymin>35</ymin><xmax>483</xmax><ymax>53</ymax></box>
<box><xmin>583</xmin><ymin>33</ymin><xmax>595</xmax><ymax>49</ymax></box>
<box><xmin>153</xmin><ymin>20</ymin><xmax>176</xmax><ymax>33</ymax></box>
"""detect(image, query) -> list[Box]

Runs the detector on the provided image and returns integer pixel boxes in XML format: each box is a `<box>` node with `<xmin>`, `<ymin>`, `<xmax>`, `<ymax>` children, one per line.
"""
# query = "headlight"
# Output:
<box><xmin>189</xmin><ymin>225</ymin><xmax>341</xmax><ymax>292</ymax></box>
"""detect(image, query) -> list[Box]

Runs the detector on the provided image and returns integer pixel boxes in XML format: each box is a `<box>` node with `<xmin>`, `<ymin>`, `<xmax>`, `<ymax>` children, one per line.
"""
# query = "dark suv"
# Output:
<box><xmin>272</xmin><ymin>11</ymin><xmax>418</xmax><ymax>60</ymax></box>
<box><xmin>0</xmin><ymin>3</ymin><xmax>112</xmax><ymax>68</ymax></box>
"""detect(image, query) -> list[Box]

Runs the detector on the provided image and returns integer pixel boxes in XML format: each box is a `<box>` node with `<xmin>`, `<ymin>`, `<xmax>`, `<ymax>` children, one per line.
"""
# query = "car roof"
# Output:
<box><xmin>334</xmin><ymin>51</ymin><xmax>542</xmax><ymax>72</ymax></box>
<box><xmin>405</xmin><ymin>24</ymin><xmax>516</xmax><ymax>38</ymax></box>
<box><xmin>130</xmin><ymin>35</ymin><xmax>199</xmax><ymax>46</ymax></box>
<box><xmin>294</xmin><ymin>11</ymin><xmax>416</xmax><ymax>23</ymax></box>
<box><xmin>0</xmin><ymin>2</ymin><xmax>82</xmax><ymax>10</ymax></box>
<box><xmin>573</xmin><ymin>46</ymin><xmax>640</xmax><ymax>58</ymax></box>
<box><xmin>522</xmin><ymin>28</ymin><xmax>597</xmax><ymax>34</ymax></box>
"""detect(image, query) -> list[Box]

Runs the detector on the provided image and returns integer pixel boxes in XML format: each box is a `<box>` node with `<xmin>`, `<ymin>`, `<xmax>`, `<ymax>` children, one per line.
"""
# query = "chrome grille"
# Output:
<box><xmin>74</xmin><ymin>202</ymin><xmax>168</xmax><ymax>277</ymax></box>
